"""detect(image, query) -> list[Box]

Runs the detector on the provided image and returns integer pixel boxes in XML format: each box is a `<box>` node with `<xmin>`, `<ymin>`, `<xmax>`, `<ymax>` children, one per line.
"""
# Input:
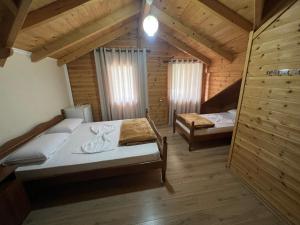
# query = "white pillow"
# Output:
<box><xmin>46</xmin><ymin>118</ymin><xmax>83</xmax><ymax>134</ymax></box>
<box><xmin>2</xmin><ymin>133</ymin><xmax>70</xmax><ymax>166</ymax></box>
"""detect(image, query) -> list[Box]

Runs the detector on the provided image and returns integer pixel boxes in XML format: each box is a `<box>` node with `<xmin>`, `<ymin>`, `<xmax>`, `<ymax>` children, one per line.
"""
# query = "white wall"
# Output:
<box><xmin>0</xmin><ymin>50</ymin><xmax>71</xmax><ymax>145</ymax></box>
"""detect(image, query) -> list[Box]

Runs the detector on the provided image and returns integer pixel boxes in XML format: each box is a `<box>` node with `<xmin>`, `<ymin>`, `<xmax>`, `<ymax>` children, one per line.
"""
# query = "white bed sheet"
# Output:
<box><xmin>176</xmin><ymin>112</ymin><xmax>235</xmax><ymax>136</ymax></box>
<box><xmin>16</xmin><ymin>120</ymin><xmax>160</xmax><ymax>181</ymax></box>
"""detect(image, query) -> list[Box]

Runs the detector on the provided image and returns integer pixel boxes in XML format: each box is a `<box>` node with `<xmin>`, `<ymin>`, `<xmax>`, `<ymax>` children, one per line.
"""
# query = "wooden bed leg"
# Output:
<box><xmin>161</xmin><ymin>136</ymin><xmax>167</xmax><ymax>183</ymax></box>
<box><xmin>145</xmin><ymin>108</ymin><xmax>149</xmax><ymax>119</ymax></box>
<box><xmin>189</xmin><ymin>121</ymin><xmax>195</xmax><ymax>152</ymax></box>
<box><xmin>188</xmin><ymin>143</ymin><xmax>192</xmax><ymax>151</ymax></box>
<box><xmin>161</xmin><ymin>167</ymin><xmax>166</xmax><ymax>183</ymax></box>
<box><xmin>172</xmin><ymin>109</ymin><xmax>176</xmax><ymax>133</ymax></box>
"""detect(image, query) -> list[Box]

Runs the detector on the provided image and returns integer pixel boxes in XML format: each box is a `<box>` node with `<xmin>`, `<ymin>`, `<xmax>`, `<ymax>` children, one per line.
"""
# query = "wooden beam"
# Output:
<box><xmin>227</xmin><ymin>31</ymin><xmax>254</xmax><ymax>167</ymax></box>
<box><xmin>22</xmin><ymin>0</ymin><xmax>91</xmax><ymax>31</ymax></box>
<box><xmin>2</xmin><ymin>0</ymin><xmax>18</xmax><ymax>15</ymax></box>
<box><xmin>0</xmin><ymin>0</ymin><xmax>32</xmax><ymax>67</ymax></box>
<box><xmin>57</xmin><ymin>21</ymin><xmax>138</xmax><ymax>66</ymax></box>
<box><xmin>158</xmin><ymin>31</ymin><xmax>211</xmax><ymax>65</ymax></box>
<box><xmin>137</xmin><ymin>0</ymin><xmax>153</xmax><ymax>47</ymax></box>
<box><xmin>31</xmin><ymin>3</ymin><xmax>140</xmax><ymax>62</ymax></box>
<box><xmin>151</xmin><ymin>6</ymin><xmax>234</xmax><ymax>62</ymax></box>
<box><xmin>195</xmin><ymin>0</ymin><xmax>253</xmax><ymax>32</ymax></box>
<box><xmin>254</xmin><ymin>0</ymin><xmax>265</xmax><ymax>29</ymax></box>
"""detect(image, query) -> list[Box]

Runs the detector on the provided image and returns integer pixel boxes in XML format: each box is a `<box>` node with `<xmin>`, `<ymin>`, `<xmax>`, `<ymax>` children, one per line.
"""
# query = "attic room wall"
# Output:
<box><xmin>67</xmin><ymin>29</ymin><xmax>191</xmax><ymax>125</ymax></box>
<box><xmin>67</xmin><ymin>53</ymin><xmax>101</xmax><ymax>122</ymax></box>
<box><xmin>207</xmin><ymin>36</ymin><xmax>248</xmax><ymax>99</ymax></box>
<box><xmin>0</xmin><ymin>51</ymin><xmax>71</xmax><ymax>145</ymax></box>
<box><xmin>228</xmin><ymin>1</ymin><xmax>300</xmax><ymax>224</ymax></box>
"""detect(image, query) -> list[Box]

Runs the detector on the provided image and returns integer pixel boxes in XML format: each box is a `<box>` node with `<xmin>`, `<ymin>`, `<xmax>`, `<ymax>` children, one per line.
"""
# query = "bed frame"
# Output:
<box><xmin>0</xmin><ymin>110</ymin><xmax>168</xmax><ymax>185</ymax></box>
<box><xmin>172</xmin><ymin>110</ymin><xmax>232</xmax><ymax>151</ymax></box>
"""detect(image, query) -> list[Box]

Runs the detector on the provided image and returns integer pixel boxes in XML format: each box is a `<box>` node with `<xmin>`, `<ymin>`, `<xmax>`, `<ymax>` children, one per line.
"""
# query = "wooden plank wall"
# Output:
<box><xmin>67</xmin><ymin>29</ymin><xmax>190</xmax><ymax>125</ymax></box>
<box><xmin>67</xmin><ymin>52</ymin><xmax>101</xmax><ymax>121</ymax></box>
<box><xmin>67</xmin><ymin>30</ymin><xmax>247</xmax><ymax>125</ymax></box>
<box><xmin>207</xmin><ymin>48</ymin><xmax>247</xmax><ymax>99</ymax></box>
<box><xmin>228</xmin><ymin>2</ymin><xmax>300</xmax><ymax>224</ymax></box>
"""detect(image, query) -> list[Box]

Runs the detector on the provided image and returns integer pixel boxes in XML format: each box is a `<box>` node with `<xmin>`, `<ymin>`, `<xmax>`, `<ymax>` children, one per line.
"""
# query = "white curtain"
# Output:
<box><xmin>94</xmin><ymin>48</ymin><xmax>148</xmax><ymax>121</ymax></box>
<box><xmin>168</xmin><ymin>60</ymin><xmax>203</xmax><ymax>124</ymax></box>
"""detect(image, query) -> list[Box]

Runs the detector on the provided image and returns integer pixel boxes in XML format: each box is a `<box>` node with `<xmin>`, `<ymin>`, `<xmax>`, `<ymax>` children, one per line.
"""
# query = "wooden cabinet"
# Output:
<box><xmin>0</xmin><ymin>171</ymin><xmax>30</xmax><ymax>225</ymax></box>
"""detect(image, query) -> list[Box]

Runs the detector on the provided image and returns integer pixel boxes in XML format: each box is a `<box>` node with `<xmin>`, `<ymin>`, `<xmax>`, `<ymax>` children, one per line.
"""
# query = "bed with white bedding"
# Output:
<box><xmin>16</xmin><ymin>120</ymin><xmax>161</xmax><ymax>181</ymax></box>
<box><xmin>0</xmin><ymin>111</ymin><xmax>167</xmax><ymax>184</ymax></box>
<box><xmin>173</xmin><ymin>110</ymin><xmax>236</xmax><ymax>151</ymax></box>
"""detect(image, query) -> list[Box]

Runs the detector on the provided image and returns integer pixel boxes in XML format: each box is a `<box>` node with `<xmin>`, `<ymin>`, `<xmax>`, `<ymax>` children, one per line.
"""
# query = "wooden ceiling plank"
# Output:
<box><xmin>158</xmin><ymin>31</ymin><xmax>211</xmax><ymax>65</ymax></box>
<box><xmin>0</xmin><ymin>0</ymin><xmax>32</xmax><ymax>67</ymax></box>
<box><xmin>195</xmin><ymin>0</ymin><xmax>253</xmax><ymax>32</ymax></box>
<box><xmin>57</xmin><ymin>21</ymin><xmax>138</xmax><ymax>66</ymax></box>
<box><xmin>254</xmin><ymin>0</ymin><xmax>265</xmax><ymax>29</ymax></box>
<box><xmin>22</xmin><ymin>0</ymin><xmax>91</xmax><ymax>31</ymax></box>
<box><xmin>151</xmin><ymin>6</ymin><xmax>234</xmax><ymax>62</ymax></box>
<box><xmin>31</xmin><ymin>3</ymin><xmax>140</xmax><ymax>62</ymax></box>
<box><xmin>138</xmin><ymin>0</ymin><xmax>152</xmax><ymax>47</ymax></box>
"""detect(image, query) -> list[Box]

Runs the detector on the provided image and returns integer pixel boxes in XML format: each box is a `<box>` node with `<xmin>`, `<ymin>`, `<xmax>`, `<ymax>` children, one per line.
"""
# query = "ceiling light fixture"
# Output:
<box><xmin>143</xmin><ymin>15</ymin><xmax>159</xmax><ymax>37</ymax></box>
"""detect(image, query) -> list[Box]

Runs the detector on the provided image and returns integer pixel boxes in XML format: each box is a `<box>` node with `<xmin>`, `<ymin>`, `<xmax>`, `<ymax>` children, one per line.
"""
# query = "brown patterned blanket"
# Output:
<box><xmin>177</xmin><ymin>113</ymin><xmax>215</xmax><ymax>129</ymax></box>
<box><xmin>119</xmin><ymin>118</ymin><xmax>157</xmax><ymax>146</ymax></box>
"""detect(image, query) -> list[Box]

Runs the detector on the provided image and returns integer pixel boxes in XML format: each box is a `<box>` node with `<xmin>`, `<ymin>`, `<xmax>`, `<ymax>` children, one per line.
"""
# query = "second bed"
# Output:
<box><xmin>173</xmin><ymin>110</ymin><xmax>236</xmax><ymax>150</ymax></box>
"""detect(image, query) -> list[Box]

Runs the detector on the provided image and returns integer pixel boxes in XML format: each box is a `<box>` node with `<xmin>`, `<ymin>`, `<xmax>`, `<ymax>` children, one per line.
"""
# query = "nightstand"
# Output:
<box><xmin>0</xmin><ymin>166</ymin><xmax>30</xmax><ymax>225</ymax></box>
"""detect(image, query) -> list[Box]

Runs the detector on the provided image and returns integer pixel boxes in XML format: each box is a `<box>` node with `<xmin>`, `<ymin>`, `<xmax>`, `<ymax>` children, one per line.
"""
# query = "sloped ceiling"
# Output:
<box><xmin>12</xmin><ymin>0</ymin><xmax>254</xmax><ymax>64</ymax></box>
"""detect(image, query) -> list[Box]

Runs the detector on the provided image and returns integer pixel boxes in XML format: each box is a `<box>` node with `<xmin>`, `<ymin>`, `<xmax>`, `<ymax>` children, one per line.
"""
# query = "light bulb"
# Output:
<box><xmin>143</xmin><ymin>15</ymin><xmax>159</xmax><ymax>37</ymax></box>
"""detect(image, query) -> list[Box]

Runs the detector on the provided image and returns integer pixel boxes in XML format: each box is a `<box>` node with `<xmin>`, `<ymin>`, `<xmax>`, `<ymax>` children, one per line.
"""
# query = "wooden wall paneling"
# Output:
<box><xmin>67</xmin><ymin>28</ymin><xmax>191</xmax><ymax>125</ymax></box>
<box><xmin>201</xmin><ymin>79</ymin><xmax>242</xmax><ymax>114</ymax></box>
<box><xmin>105</xmin><ymin>30</ymin><xmax>192</xmax><ymax>125</ymax></box>
<box><xmin>228</xmin><ymin>1</ymin><xmax>300</xmax><ymax>224</ymax></box>
<box><xmin>253</xmin><ymin>0</ymin><xmax>297</xmax><ymax>39</ymax></box>
<box><xmin>67</xmin><ymin>52</ymin><xmax>101</xmax><ymax>122</ymax></box>
<box><xmin>227</xmin><ymin>30</ymin><xmax>254</xmax><ymax>167</ymax></box>
<box><xmin>207</xmin><ymin>51</ymin><xmax>247</xmax><ymax>98</ymax></box>
<box><xmin>57</xmin><ymin>21</ymin><xmax>138</xmax><ymax>65</ymax></box>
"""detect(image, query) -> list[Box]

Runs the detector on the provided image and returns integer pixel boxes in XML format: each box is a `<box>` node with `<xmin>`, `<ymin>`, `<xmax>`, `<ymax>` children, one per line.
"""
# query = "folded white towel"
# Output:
<box><xmin>90</xmin><ymin>126</ymin><xmax>100</xmax><ymax>135</ymax></box>
<box><xmin>79</xmin><ymin>124</ymin><xmax>116</xmax><ymax>154</ymax></box>
<box><xmin>90</xmin><ymin>124</ymin><xmax>115</xmax><ymax>135</ymax></box>
<box><xmin>81</xmin><ymin>134</ymin><xmax>114</xmax><ymax>154</ymax></box>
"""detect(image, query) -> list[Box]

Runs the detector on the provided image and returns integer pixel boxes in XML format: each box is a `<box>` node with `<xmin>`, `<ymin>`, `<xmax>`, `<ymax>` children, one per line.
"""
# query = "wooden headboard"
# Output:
<box><xmin>201</xmin><ymin>79</ymin><xmax>242</xmax><ymax>114</ymax></box>
<box><xmin>0</xmin><ymin>115</ymin><xmax>64</xmax><ymax>160</ymax></box>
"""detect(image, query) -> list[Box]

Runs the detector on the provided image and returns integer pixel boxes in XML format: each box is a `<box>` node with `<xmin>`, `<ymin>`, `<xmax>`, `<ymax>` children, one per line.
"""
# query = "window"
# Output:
<box><xmin>95</xmin><ymin>48</ymin><xmax>148</xmax><ymax>120</ymax></box>
<box><xmin>109</xmin><ymin>64</ymin><xmax>137</xmax><ymax>105</ymax></box>
<box><xmin>168</xmin><ymin>60</ymin><xmax>203</xmax><ymax>124</ymax></box>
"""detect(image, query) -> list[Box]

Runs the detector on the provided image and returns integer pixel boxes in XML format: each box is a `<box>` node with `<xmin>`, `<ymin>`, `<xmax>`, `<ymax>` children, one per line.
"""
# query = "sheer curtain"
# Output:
<box><xmin>168</xmin><ymin>60</ymin><xmax>203</xmax><ymax>124</ymax></box>
<box><xmin>94</xmin><ymin>48</ymin><xmax>148</xmax><ymax>120</ymax></box>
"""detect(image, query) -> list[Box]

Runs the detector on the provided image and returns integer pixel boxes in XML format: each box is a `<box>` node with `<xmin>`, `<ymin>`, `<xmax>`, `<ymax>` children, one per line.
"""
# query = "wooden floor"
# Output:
<box><xmin>23</xmin><ymin>127</ymin><xmax>285</xmax><ymax>225</ymax></box>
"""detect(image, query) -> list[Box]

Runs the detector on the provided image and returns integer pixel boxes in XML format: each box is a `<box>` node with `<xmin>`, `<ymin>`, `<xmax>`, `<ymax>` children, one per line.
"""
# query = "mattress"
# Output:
<box><xmin>176</xmin><ymin>112</ymin><xmax>235</xmax><ymax>136</ymax></box>
<box><xmin>16</xmin><ymin>120</ymin><xmax>160</xmax><ymax>181</ymax></box>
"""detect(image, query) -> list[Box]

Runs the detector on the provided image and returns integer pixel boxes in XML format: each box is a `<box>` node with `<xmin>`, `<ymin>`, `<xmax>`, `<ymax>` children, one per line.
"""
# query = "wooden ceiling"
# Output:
<box><xmin>0</xmin><ymin>0</ymin><xmax>269</xmax><ymax>67</ymax></box>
